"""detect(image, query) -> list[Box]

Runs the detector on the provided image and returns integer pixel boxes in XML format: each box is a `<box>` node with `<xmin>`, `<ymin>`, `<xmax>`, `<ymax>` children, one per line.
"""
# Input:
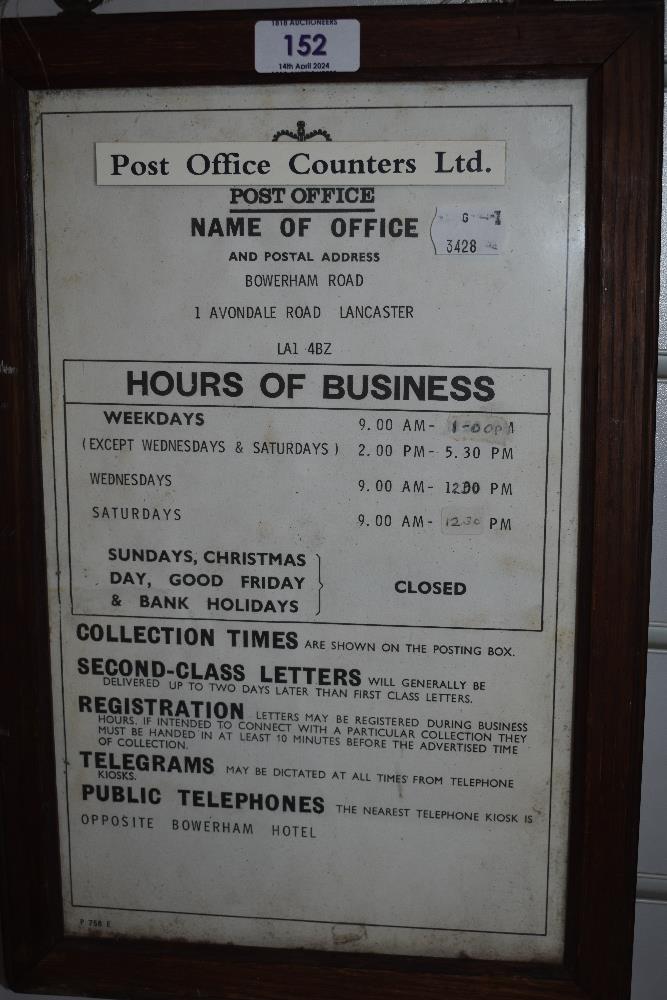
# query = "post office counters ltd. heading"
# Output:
<box><xmin>106</xmin><ymin>149</ymin><xmax>489</xmax><ymax>180</ymax></box>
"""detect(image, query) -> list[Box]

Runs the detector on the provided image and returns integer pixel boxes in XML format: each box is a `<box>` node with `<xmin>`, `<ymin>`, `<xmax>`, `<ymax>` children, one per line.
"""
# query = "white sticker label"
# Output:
<box><xmin>255</xmin><ymin>19</ymin><xmax>360</xmax><ymax>74</ymax></box>
<box><xmin>431</xmin><ymin>208</ymin><xmax>504</xmax><ymax>255</ymax></box>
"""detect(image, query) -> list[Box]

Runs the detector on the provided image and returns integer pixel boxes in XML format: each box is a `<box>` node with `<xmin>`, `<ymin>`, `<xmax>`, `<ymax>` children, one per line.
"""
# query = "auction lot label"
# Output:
<box><xmin>32</xmin><ymin>81</ymin><xmax>585</xmax><ymax>962</ymax></box>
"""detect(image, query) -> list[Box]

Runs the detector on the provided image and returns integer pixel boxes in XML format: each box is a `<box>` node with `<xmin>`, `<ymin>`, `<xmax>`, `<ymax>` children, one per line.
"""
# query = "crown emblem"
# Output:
<box><xmin>272</xmin><ymin>121</ymin><xmax>331</xmax><ymax>142</ymax></box>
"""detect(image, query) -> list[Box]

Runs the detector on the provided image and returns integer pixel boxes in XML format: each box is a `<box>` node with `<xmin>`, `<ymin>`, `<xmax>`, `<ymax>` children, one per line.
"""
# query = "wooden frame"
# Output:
<box><xmin>0</xmin><ymin>2</ymin><xmax>661</xmax><ymax>998</ymax></box>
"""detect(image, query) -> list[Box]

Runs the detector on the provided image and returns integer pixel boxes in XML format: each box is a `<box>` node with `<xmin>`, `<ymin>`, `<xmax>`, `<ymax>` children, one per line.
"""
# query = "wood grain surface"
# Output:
<box><xmin>0</xmin><ymin>3</ymin><xmax>662</xmax><ymax>999</ymax></box>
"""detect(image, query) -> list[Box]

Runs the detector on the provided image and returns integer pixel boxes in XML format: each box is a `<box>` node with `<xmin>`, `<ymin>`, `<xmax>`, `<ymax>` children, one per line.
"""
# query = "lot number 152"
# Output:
<box><xmin>284</xmin><ymin>33</ymin><xmax>327</xmax><ymax>56</ymax></box>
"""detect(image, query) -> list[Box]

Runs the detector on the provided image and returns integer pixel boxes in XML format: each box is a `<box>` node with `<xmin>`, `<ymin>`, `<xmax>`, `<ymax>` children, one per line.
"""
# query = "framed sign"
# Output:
<box><xmin>0</xmin><ymin>4</ymin><xmax>661</xmax><ymax>999</ymax></box>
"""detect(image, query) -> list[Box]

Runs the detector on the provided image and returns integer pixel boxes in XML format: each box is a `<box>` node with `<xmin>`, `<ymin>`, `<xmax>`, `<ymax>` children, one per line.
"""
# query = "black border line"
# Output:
<box><xmin>69</xmin><ymin>617</ymin><xmax>543</xmax><ymax>630</ymax></box>
<box><xmin>539</xmin><ymin>370</ymin><xmax>552</xmax><ymax>634</ymax></box>
<box><xmin>68</xmin><ymin>901</ymin><xmax>547</xmax><ymax>939</ymax></box>
<box><xmin>542</xmin><ymin>103</ymin><xmax>575</xmax><ymax>937</ymax></box>
<box><xmin>36</xmin><ymin>98</ymin><xmax>577</xmax><ymax>944</ymax></box>
<box><xmin>40</xmin><ymin>114</ymin><xmax>76</xmax><ymax>908</ymax></box>
<box><xmin>64</xmin><ymin>360</ymin><xmax>551</xmax><ymax>369</ymax></box>
<box><xmin>42</xmin><ymin>104</ymin><xmax>574</xmax><ymax>117</ymax></box>
<box><xmin>63</xmin><ymin>360</ymin><xmax>76</xmax><ymax>620</ymax></box>
<box><xmin>67</xmin><ymin>403</ymin><xmax>548</xmax><ymax>414</ymax></box>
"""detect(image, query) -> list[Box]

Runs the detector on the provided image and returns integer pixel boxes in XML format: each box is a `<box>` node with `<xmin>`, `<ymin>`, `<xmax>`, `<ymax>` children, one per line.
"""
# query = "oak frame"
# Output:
<box><xmin>0</xmin><ymin>3</ymin><xmax>662</xmax><ymax>999</ymax></box>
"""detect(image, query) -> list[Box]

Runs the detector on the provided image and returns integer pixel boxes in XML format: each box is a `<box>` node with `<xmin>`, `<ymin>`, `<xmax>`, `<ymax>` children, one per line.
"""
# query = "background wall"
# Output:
<box><xmin>632</xmin><ymin>114</ymin><xmax>667</xmax><ymax>997</ymax></box>
<box><xmin>0</xmin><ymin>1</ymin><xmax>663</xmax><ymax>997</ymax></box>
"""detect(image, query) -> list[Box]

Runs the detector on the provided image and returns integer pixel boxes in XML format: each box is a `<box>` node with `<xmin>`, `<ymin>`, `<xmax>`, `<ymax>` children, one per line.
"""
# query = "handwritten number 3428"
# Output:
<box><xmin>284</xmin><ymin>33</ymin><xmax>327</xmax><ymax>57</ymax></box>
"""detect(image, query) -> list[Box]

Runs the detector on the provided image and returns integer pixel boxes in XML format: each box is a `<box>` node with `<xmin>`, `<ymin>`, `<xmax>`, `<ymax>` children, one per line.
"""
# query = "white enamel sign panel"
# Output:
<box><xmin>31</xmin><ymin>81</ymin><xmax>586</xmax><ymax>962</ymax></box>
